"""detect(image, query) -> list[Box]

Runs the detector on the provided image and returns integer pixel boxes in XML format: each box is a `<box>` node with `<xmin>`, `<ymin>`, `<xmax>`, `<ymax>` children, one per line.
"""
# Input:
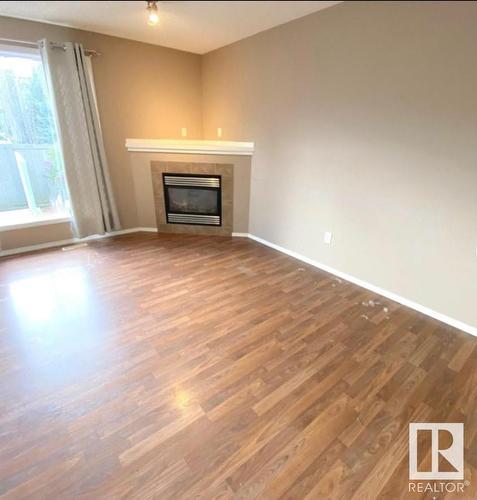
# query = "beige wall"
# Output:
<box><xmin>0</xmin><ymin>15</ymin><xmax>202</xmax><ymax>249</ymax></box>
<box><xmin>0</xmin><ymin>222</ymin><xmax>73</xmax><ymax>251</ymax></box>
<box><xmin>201</xmin><ymin>1</ymin><xmax>477</xmax><ymax>328</ymax></box>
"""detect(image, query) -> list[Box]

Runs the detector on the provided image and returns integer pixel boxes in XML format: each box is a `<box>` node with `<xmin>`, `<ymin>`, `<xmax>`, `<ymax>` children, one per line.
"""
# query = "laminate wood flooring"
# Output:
<box><xmin>1</xmin><ymin>233</ymin><xmax>476</xmax><ymax>499</ymax></box>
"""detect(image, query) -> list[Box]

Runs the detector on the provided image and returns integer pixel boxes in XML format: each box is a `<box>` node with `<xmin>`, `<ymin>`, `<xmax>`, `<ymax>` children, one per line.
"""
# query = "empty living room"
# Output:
<box><xmin>0</xmin><ymin>1</ymin><xmax>476</xmax><ymax>498</ymax></box>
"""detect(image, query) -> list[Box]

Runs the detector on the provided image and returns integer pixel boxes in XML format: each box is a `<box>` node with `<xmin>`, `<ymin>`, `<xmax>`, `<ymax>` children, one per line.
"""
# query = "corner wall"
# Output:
<box><xmin>201</xmin><ymin>1</ymin><xmax>477</xmax><ymax>328</ymax></box>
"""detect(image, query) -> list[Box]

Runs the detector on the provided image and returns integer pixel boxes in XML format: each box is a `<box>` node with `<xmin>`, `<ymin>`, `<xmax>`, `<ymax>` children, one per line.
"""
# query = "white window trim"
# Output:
<box><xmin>0</xmin><ymin>44</ymin><xmax>40</xmax><ymax>58</ymax></box>
<box><xmin>0</xmin><ymin>216</ymin><xmax>71</xmax><ymax>232</ymax></box>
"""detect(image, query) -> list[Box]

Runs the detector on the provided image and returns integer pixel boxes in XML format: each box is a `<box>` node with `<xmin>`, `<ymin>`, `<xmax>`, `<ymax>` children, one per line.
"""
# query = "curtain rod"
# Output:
<box><xmin>0</xmin><ymin>37</ymin><xmax>101</xmax><ymax>57</ymax></box>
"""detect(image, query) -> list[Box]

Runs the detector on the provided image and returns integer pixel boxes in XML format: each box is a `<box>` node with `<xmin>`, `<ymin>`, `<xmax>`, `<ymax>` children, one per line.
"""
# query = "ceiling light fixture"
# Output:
<box><xmin>146</xmin><ymin>1</ymin><xmax>159</xmax><ymax>26</ymax></box>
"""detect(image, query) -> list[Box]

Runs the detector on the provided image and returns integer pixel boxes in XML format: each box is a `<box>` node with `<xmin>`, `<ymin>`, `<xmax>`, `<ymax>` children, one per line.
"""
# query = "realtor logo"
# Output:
<box><xmin>409</xmin><ymin>423</ymin><xmax>464</xmax><ymax>480</ymax></box>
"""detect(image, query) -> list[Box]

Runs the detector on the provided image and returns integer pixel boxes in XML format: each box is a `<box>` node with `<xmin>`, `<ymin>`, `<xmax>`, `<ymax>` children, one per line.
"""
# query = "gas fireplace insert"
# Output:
<box><xmin>163</xmin><ymin>173</ymin><xmax>221</xmax><ymax>226</ymax></box>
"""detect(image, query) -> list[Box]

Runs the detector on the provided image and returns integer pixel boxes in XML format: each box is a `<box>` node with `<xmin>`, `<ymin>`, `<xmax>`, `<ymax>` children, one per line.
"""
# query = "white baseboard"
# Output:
<box><xmin>0</xmin><ymin>227</ymin><xmax>159</xmax><ymax>257</ymax></box>
<box><xmin>245</xmin><ymin>233</ymin><xmax>477</xmax><ymax>337</ymax></box>
<box><xmin>3</xmin><ymin>228</ymin><xmax>475</xmax><ymax>336</ymax></box>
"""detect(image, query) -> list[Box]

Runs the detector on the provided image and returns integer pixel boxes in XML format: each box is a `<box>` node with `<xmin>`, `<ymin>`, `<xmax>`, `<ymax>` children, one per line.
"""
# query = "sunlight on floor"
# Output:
<box><xmin>9</xmin><ymin>267</ymin><xmax>88</xmax><ymax>325</ymax></box>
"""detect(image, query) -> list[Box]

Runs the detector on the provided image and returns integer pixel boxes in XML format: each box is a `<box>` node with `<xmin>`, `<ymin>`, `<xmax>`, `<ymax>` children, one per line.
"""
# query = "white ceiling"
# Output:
<box><xmin>0</xmin><ymin>1</ymin><xmax>341</xmax><ymax>54</ymax></box>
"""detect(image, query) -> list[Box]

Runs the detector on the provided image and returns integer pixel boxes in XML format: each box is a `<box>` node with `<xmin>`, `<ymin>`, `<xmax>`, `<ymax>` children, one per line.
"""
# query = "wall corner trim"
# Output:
<box><xmin>243</xmin><ymin>233</ymin><xmax>477</xmax><ymax>338</ymax></box>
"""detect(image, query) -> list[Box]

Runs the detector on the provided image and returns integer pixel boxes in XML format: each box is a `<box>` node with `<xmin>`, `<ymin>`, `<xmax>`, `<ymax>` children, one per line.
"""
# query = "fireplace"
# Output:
<box><xmin>163</xmin><ymin>173</ymin><xmax>222</xmax><ymax>226</ymax></box>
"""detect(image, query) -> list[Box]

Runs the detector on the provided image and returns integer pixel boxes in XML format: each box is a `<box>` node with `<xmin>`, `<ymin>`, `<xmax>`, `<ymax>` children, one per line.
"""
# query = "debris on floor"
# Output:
<box><xmin>361</xmin><ymin>299</ymin><xmax>391</xmax><ymax>320</ymax></box>
<box><xmin>361</xmin><ymin>299</ymin><xmax>381</xmax><ymax>307</ymax></box>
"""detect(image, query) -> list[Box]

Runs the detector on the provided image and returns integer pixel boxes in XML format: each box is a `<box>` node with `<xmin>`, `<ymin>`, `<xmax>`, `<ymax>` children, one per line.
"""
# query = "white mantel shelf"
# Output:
<box><xmin>125</xmin><ymin>138</ymin><xmax>254</xmax><ymax>156</ymax></box>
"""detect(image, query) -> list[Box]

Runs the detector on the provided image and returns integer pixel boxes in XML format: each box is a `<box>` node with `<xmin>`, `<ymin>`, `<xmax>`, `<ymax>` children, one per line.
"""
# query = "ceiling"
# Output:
<box><xmin>0</xmin><ymin>1</ymin><xmax>341</xmax><ymax>54</ymax></box>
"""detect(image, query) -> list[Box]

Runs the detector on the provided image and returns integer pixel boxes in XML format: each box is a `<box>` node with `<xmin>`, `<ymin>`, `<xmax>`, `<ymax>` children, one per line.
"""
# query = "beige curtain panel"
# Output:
<box><xmin>39</xmin><ymin>39</ymin><xmax>120</xmax><ymax>238</ymax></box>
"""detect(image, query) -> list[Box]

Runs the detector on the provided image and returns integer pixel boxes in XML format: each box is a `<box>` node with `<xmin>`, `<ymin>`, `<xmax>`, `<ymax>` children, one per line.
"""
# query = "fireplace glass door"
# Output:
<box><xmin>163</xmin><ymin>174</ymin><xmax>221</xmax><ymax>226</ymax></box>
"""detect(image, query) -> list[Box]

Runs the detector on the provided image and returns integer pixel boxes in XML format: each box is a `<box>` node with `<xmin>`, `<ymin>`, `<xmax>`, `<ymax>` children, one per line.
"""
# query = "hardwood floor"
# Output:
<box><xmin>0</xmin><ymin>232</ymin><xmax>476</xmax><ymax>499</ymax></box>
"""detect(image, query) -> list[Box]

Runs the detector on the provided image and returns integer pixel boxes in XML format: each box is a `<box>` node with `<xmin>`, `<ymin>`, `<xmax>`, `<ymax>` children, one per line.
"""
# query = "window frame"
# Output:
<box><xmin>0</xmin><ymin>44</ymin><xmax>71</xmax><ymax>231</ymax></box>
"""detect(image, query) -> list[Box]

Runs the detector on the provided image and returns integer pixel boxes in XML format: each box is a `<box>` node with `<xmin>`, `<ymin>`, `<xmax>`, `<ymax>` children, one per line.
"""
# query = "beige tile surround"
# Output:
<box><xmin>151</xmin><ymin>161</ymin><xmax>233</xmax><ymax>236</ymax></box>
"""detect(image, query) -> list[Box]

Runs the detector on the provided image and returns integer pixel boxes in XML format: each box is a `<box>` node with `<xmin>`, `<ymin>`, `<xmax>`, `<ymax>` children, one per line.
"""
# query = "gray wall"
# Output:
<box><xmin>202</xmin><ymin>1</ymin><xmax>477</xmax><ymax>328</ymax></box>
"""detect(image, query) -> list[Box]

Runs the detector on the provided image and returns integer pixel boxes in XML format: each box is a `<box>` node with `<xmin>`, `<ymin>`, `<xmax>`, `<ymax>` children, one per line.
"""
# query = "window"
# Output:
<box><xmin>0</xmin><ymin>46</ymin><xmax>70</xmax><ymax>229</ymax></box>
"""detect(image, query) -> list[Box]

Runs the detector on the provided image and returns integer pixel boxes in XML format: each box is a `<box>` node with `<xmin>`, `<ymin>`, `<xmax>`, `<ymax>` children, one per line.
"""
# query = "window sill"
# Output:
<box><xmin>0</xmin><ymin>216</ymin><xmax>71</xmax><ymax>232</ymax></box>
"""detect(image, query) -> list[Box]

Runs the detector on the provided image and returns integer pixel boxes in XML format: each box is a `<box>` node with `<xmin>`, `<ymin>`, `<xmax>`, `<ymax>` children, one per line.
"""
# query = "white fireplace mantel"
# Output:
<box><xmin>125</xmin><ymin>138</ymin><xmax>254</xmax><ymax>156</ymax></box>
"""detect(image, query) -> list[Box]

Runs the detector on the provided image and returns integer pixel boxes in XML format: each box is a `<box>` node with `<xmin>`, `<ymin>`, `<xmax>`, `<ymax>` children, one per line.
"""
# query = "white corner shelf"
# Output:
<box><xmin>125</xmin><ymin>138</ymin><xmax>254</xmax><ymax>156</ymax></box>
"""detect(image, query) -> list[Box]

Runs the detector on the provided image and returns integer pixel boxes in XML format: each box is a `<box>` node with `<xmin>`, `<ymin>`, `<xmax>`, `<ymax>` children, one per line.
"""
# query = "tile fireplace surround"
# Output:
<box><xmin>151</xmin><ymin>161</ymin><xmax>233</xmax><ymax>236</ymax></box>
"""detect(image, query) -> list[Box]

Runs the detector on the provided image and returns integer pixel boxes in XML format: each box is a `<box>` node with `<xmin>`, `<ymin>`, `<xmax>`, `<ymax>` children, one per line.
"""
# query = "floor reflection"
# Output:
<box><xmin>5</xmin><ymin>265</ymin><xmax>109</xmax><ymax>389</ymax></box>
<box><xmin>9</xmin><ymin>266</ymin><xmax>88</xmax><ymax>326</ymax></box>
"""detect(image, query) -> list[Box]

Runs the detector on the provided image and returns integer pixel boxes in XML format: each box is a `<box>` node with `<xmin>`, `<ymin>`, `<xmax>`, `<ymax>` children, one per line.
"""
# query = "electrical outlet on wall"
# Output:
<box><xmin>324</xmin><ymin>232</ymin><xmax>333</xmax><ymax>245</ymax></box>
<box><xmin>181</xmin><ymin>127</ymin><xmax>187</xmax><ymax>137</ymax></box>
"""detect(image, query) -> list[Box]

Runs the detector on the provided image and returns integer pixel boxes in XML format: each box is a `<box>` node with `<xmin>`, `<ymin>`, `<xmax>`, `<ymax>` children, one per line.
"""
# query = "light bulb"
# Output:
<box><xmin>146</xmin><ymin>1</ymin><xmax>159</xmax><ymax>26</ymax></box>
<box><xmin>148</xmin><ymin>11</ymin><xmax>159</xmax><ymax>26</ymax></box>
